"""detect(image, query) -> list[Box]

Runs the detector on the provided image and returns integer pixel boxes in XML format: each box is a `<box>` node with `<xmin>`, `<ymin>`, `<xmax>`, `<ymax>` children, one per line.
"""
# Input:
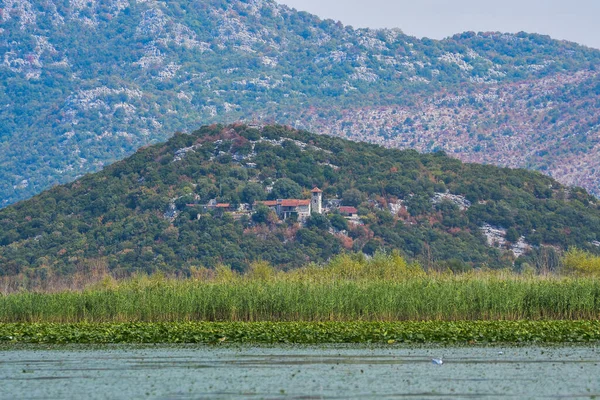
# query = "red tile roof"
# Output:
<box><xmin>280</xmin><ymin>199</ymin><xmax>310</xmax><ymax>207</ymax></box>
<box><xmin>256</xmin><ymin>199</ymin><xmax>310</xmax><ymax>208</ymax></box>
<box><xmin>311</xmin><ymin>187</ymin><xmax>323</xmax><ymax>193</ymax></box>
<box><xmin>256</xmin><ymin>200</ymin><xmax>278</xmax><ymax>207</ymax></box>
<box><xmin>216</xmin><ymin>203</ymin><xmax>231</xmax><ymax>208</ymax></box>
<box><xmin>339</xmin><ymin>206</ymin><xmax>358</xmax><ymax>214</ymax></box>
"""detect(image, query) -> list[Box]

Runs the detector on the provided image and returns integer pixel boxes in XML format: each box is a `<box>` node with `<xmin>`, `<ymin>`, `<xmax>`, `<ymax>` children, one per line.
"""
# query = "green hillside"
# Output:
<box><xmin>2</xmin><ymin>0</ymin><xmax>600</xmax><ymax>205</ymax></box>
<box><xmin>1</xmin><ymin>124</ymin><xmax>599</xmax><ymax>279</ymax></box>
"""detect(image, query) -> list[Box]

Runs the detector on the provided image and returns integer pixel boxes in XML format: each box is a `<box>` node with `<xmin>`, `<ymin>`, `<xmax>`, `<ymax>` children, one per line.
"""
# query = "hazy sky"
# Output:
<box><xmin>276</xmin><ymin>0</ymin><xmax>600</xmax><ymax>50</ymax></box>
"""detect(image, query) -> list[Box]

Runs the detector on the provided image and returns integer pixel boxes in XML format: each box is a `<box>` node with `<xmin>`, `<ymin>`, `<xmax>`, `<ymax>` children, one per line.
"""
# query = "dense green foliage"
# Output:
<box><xmin>2</xmin><ymin>321</ymin><xmax>600</xmax><ymax>344</ymax></box>
<box><xmin>2</xmin><ymin>0</ymin><xmax>600</xmax><ymax>205</ymax></box>
<box><xmin>561</xmin><ymin>248</ymin><xmax>600</xmax><ymax>276</ymax></box>
<box><xmin>1</xmin><ymin>124</ymin><xmax>599</xmax><ymax>277</ymax></box>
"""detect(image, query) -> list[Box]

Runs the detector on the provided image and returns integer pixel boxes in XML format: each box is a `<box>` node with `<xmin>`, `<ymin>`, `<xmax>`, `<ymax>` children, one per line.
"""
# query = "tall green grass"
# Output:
<box><xmin>2</xmin><ymin>252</ymin><xmax>600</xmax><ymax>323</ymax></box>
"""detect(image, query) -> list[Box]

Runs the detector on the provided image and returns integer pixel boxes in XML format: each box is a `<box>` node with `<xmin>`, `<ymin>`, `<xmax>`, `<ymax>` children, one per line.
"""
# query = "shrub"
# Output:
<box><xmin>561</xmin><ymin>248</ymin><xmax>600</xmax><ymax>276</ymax></box>
<box><xmin>246</xmin><ymin>260</ymin><xmax>276</xmax><ymax>282</ymax></box>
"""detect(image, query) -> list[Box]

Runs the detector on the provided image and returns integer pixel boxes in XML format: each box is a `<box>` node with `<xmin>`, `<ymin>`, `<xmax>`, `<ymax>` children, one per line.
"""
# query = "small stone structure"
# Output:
<box><xmin>311</xmin><ymin>187</ymin><xmax>323</xmax><ymax>214</ymax></box>
<box><xmin>339</xmin><ymin>206</ymin><xmax>358</xmax><ymax>217</ymax></box>
<box><xmin>254</xmin><ymin>187</ymin><xmax>323</xmax><ymax>220</ymax></box>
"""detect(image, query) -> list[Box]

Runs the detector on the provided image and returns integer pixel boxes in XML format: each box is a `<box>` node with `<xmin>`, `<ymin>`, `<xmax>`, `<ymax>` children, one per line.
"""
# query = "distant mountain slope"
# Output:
<box><xmin>1</xmin><ymin>0</ymin><xmax>600</xmax><ymax>206</ymax></box>
<box><xmin>298</xmin><ymin>70</ymin><xmax>600</xmax><ymax>192</ymax></box>
<box><xmin>1</xmin><ymin>124</ymin><xmax>599</xmax><ymax>278</ymax></box>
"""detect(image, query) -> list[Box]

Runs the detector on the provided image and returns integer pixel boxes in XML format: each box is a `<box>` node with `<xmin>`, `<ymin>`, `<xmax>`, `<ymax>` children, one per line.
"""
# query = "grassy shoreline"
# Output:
<box><xmin>1</xmin><ymin>321</ymin><xmax>600</xmax><ymax>345</ymax></box>
<box><xmin>2</xmin><ymin>274</ymin><xmax>600</xmax><ymax>323</ymax></box>
<box><xmin>2</xmin><ymin>253</ymin><xmax>600</xmax><ymax>346</ymax></box>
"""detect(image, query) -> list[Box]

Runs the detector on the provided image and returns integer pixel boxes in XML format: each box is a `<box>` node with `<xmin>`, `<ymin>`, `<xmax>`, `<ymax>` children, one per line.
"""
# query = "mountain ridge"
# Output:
<box><xmin>2</xmin><ymin>0</ymin><xmax>600</xmax><ymax>206</ymax></box>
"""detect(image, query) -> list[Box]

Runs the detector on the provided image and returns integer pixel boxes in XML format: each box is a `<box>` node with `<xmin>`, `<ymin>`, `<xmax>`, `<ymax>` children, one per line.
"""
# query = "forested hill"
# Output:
<box><xmin>1</xmin><ymin>124</ymin><xmax>599</xmax><ymax>278</ymax></box>
<box><xmin>2</xmin><ymin>0</ymin><xmax>600</xmax><ymax>206</ymax></box>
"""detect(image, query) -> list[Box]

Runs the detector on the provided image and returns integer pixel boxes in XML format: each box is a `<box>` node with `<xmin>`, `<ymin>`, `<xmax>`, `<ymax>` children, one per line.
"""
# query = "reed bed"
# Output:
<box><xmin>2</xmin><ymin>253</ymin><xmax>600</xmax><ymax>323</ymax></box>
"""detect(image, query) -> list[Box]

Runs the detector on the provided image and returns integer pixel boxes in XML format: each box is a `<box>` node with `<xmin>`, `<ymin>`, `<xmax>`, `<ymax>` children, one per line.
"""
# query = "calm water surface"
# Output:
<box><xmin>1</xmin><ymin>345</ymin><xmax>599</xmax><ymax>399</ymax></box>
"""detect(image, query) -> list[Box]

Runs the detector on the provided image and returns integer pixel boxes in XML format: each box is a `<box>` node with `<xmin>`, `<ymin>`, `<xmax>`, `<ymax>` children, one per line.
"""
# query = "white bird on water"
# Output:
<box><xmin>431</xmin><ymin>357</ymin><xmax>444</xmax><ymax>365</ymax></box>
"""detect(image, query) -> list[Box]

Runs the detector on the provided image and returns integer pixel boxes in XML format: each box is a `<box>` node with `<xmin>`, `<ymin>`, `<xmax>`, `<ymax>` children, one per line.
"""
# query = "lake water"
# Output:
<box><xmin>1</xmin><ymin>345</ymin><xmax>599</xmax><ymax>399</ymax></box>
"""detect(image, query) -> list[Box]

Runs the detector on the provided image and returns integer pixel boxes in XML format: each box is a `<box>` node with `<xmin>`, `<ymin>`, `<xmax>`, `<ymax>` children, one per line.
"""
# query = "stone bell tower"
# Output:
<box><xmin>311</xmin><ymin>187</ymin><xmax>323</xmax><ymax>214</ymax></box>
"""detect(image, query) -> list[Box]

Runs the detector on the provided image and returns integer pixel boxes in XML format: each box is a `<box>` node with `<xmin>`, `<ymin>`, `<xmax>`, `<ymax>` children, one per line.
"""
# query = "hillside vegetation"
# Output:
<box><xmin>1</xmin><ymin>124</ymin><xmax>599</xmax><ymax>281</ymax></box>
<box><xmin>2</xmin><ymin>0</ymin><xmax>600</xmax><ymax>205</ymax></box>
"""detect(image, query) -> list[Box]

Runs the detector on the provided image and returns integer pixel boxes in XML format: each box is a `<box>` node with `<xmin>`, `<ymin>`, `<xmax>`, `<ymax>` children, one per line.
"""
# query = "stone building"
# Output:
<box><xmin>255</xmin><ymin>187</ymin><xmax>323</xmax><ymax>220</ymax></box>
<box><xmin>311</xmin><ymin>187</ymin><xmax>323</xmax><ymax>214</ymax></box>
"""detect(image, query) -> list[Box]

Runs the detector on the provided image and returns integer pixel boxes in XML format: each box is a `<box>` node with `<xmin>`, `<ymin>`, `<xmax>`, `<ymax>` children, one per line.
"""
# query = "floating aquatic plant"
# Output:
<box><xmin>1</xmin><ymin>321</ymin><xmax>600</xmax><ymax>345</ymax></box>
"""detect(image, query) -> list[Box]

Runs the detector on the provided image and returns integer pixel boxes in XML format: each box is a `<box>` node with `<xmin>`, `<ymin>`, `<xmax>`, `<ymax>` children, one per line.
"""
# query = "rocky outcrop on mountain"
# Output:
<box><xmin>1</xmin><ymin>0</ymin><xmax>599</xmax><ymax>206</ymax></box>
